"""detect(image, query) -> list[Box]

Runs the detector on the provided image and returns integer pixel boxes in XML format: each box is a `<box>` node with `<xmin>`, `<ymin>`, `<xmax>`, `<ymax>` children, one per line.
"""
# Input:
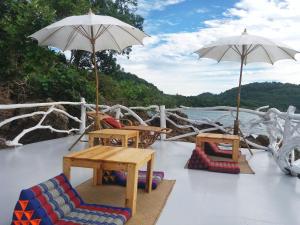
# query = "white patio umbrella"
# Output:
<box><xmin>29</xmin><ymin>9</ymin><xmax>148</xmax><ymax>129</ymax></box>
<box><xmin>194</xmin><ymin>29</ymin><xmax>299</xmax><ymax>135</ymax></box>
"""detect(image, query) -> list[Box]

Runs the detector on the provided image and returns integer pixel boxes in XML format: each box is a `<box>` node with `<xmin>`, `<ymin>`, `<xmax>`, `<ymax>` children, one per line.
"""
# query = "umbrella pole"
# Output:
<box><xmin>91</xmin><ymin>25</ymin><xmax>100</xmax><ymax>130</ymax></box>
<box><xmin>92</xmin><ymin>40</ymin><xmax>100</xmax><ymax>130</ymax></box>
<box><xmin>234</xmin><ymin>53</ymin><xmax>245</xmax><ymax>135</ymax></box>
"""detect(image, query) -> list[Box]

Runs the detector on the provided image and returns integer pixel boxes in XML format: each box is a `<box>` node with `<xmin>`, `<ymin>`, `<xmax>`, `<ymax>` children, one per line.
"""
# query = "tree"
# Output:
<box><xmin>0</xmin><ymin>0</ymin><xmax>144</xmax><ymax>103</ymax></box>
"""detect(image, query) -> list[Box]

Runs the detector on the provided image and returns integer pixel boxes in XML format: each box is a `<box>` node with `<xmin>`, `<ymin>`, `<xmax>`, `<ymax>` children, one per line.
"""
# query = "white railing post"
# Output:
<box><xmin>79</xmin><ymin>97</ymin><xmax>86</xmax><ymax>134</ymax></box>
<box><xmin>115</xmin><ymin>107</ymin><xmax>121</xmax><ymax>120</ymax></box>
<box><xmin>160</xmin><ymin>105</ymin><xmax>166</xmax><ymax>140</ymax></box>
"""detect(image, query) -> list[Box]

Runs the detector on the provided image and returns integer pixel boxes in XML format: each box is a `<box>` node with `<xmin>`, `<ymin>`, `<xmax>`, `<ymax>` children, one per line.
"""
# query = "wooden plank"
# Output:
<box><xmin>145</xmin><ymin>153</ymin><xmax>154</xmax><ymax>193</ymax></box>
<box><xmin>88</xmin><ymin>134</ymin><xmax>94</xmax><ymax>147</ymax></box>
<box><xmin>198</xmin><ymin>137</ymin><xmax>237</xmax><ymax>144</ymax></box>
<box><xmin>90</xmin><ymin>148</ymin><xmax>126</xmax><ymax>160</ymax></box>
<box><xmin>102</xmin><ymin>162</ymin><xmax>127</xmax><ymax>171</ymax></box>
<box><xmin>136</xmin><ymin>154</ymin><xmax>152</xmax><ymax>168</ymax></box>
<box><xmin>89</xmin><ymin>129</ymin><xmax>138</xmax><ymax>136</ymax></box>
<box><xmin>197</xmin><ymin>133</ymin><xmax>239</xmax><ymax>140</ymax></box>
<box><xmin>93</xmin><ymin>167</ymin><xmax>102</xmax><ymax>186</ymax></box>
<box><xmin>64</xmin><ymin>146</ymin><xmax>104</xmax><ymax>158</ymax></box>
<box><xmin>125</xmin><ymin>164</ymin><xmax>138</xmax><ymax>215</ymax></box>
<box><xmin>122</xmin><ymin>125</ymin><xmax>162</xmax><ymax>132</ymax></box>
<box><xmin>134</xmin><ymin>132</ymin><xmax>139</xmax><ymax>148</ymax></box>
<box><xmin>69</xmin><ymin>159</ymin><xmax>99</xmax><ymax>168</ymax></box>
<box><xmin>63</xmin><ymin>158</ymin><xmax>71</xmax><ymax>180</ymax></box>
<box><xmin>66</xmin><ymin>146</ymin><xmax>118</xmax><ymax>160</ymax></box>
<box><xmin>232</xmin><ymin>139</ymin><xmax>240</xmax><ymax>162</ymax></box>
<box><xmin>99</xmin><ymin>149</ymin><xmax>154</xmax><ymax>164</ymax></box>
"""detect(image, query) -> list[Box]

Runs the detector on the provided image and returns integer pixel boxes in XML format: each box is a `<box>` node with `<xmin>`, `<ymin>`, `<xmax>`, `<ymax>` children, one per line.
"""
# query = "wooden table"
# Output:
<box><xmin>88</xmin><ymin>129</ymin><xmax>139</xmax><ymax>148</ymax></box>
<box><xmin>122</xmin><ymin>125</ymin><xmax>163</xmax><ymax>132</ymax></box>
<box><xmin>63</xmin><ymin>146</ymin><xmax>155</xmax><ymax>215</ymax></box>
<box><xmin>196</xmin><ymin>133</ymin><xmax>240</xmax><ymax>162</ymax></box>
<box><xmin>122</xmin><ymin>125</ymin><xmax>170</xmax><ymax>148</ymax></box>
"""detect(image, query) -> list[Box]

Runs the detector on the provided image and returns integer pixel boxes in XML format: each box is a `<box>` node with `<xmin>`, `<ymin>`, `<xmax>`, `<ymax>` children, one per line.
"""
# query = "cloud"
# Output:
<box><xmin>118</xmin><ymin>0</ymin><xmax>300</xmax><ymax>95</ymax></box>
<box><xmin>137</xmin><ymin>0</ymin><xmax>186</xmax><ymax>16</ymax></box>
<box><xmin>194</xmin><ymin>8</ymin><xmax>209</xmax><ymax>14</ymax></box>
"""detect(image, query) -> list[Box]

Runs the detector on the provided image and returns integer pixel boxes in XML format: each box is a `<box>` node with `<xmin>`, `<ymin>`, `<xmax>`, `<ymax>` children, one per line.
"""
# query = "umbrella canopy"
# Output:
<box><xmin>29</xmin><ymin>10</ymin><xmax>148</xmax><ymax>129</ymax></box>
<box><xmin>195</xmin><ymin>29</ymin><xmax>299</xmax><ymax>134</ymax></box>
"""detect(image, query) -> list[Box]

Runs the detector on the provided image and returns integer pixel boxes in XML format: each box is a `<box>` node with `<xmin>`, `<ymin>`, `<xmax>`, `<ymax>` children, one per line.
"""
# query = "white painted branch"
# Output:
<box><xmin>52</xmin><ymin>108</ymin><xmax>82</xmax><ymax>123</ymax></box>
<box><xmin>166</xmin><ymin>111</ymin><xmax>227</xmax><ymax>133</ymax></box>
<box><xmin>102</xmin><ymin>104</ymin><xmax>147</xmax><ymax>125</ymax></box>
<box><xmin>0</xmin><ymin>101</ymin><xmax>81</xmax><ymax>110</ymax></box>
<box><xmin>166</xmin><ymin>117</ymin><xmax>199</xmax><ymax>132</ymax></box>
<box><xmin>6</xmin><ymin>126</ymin><xmax>78</xmax><ymax>146</ymax></box>
<box><xmin>256</xmin><ymin>105</ymin><xmax>269</xmax><ymax>111</ymax></box>
<box><xmin>0</xmin><ymin>111</ymin><xmax>47</xmax><ymax>128</ymax></box>
<box><xmin>144</xmin><ymin>113</ymin><xmax>159</xmax><ymax>123</ymax></box>
<box><xmin>2</xmin><ymin>104</ymin><xmax>82</xmax><ymax>146</ymax></box>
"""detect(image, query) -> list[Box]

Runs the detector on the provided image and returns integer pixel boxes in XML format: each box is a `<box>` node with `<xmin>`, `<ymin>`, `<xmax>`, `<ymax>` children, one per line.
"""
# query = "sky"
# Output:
<box><xmin>117</xmin><ymin>0</ymin><xmax>300</xmax><ymax>96</ymax></box>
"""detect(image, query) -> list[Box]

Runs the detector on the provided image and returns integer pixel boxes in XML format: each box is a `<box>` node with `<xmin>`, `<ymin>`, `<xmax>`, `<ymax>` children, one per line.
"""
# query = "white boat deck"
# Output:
<box><xmin>1</xmin><ymin>136</ymin><xmax>300</xmax><ymax>225</ymax></box>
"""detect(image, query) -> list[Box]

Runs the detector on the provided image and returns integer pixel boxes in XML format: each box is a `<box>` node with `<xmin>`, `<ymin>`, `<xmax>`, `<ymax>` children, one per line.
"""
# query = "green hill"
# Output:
<box><xmin>100</xmin><ymin>76</ymin><xmax>300</xmax><ymax>111</ymax></box>
<box><xmin>218</xmin><ymin>82</ymin><xmax>300</xmax><ymax>110</ymax></box>
<box><xmin>180</xmin><ymin>82</ymin><xmax>300</xmax><ymax>111</ymax></box>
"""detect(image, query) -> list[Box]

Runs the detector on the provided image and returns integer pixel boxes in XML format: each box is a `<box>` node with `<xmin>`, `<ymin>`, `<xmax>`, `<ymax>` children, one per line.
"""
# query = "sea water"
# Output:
<box><xmin>181</xmin><ymin>109</ymin><xmax>267</xmax><ymax>135</ymax></box>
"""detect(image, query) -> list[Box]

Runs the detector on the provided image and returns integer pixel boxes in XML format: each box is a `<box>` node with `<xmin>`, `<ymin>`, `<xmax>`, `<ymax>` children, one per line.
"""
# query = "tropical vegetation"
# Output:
<box><xmin>0</xmin><ymin>0</ymin><xmax>299</xmax><ymax>112</ymax></box>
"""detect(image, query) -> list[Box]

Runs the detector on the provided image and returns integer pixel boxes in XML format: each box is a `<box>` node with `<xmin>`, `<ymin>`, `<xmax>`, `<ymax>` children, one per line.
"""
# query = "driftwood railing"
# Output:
<box><xmin>1</xmin><ymin>98</ymin><xmax>300</xmax><ymax>176</ymax></box>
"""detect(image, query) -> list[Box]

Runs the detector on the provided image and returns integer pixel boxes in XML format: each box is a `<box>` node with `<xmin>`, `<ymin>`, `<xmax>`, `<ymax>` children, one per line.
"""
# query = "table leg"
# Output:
<box><xmin>232</xmin><ymin>139</ymin><xmax>240</xmax><ymax>162</ymax></box>
<box><xmin>126</xmin><ymin>164</ymin><xmax>138</xmax><ymax>216</ymax></box>
<box><xmin>135</xmin><ymin>133</ymin><xmax>139</xmax><ymax>148</ymax></box>
<box><xmin>124</xmin><ymin>135</ymin><xmax>128</xmax><ymax>147</ymax></box>
<box><xmin>146</xmin><ymin>153</ymin><xmax>154</xmax><ymax>193</ymax></box>
<box><xmin>93</xmin><ymin>165</ymin><xmax>102</xmax><ymax>185</ymax></box>
<box><xmin>63</xmin><ymin>158</ymin><xmax>71</xmax><ymax>180</ymax></box>
<box><xmin>88</xmin><ymin>135</ymin><xmax>94</xmax><ymax>147</ymax></box>
<box><xmin>103</xmin><ymin>138</ymin><xmax>108</xmax><ymax>146</ymax></box>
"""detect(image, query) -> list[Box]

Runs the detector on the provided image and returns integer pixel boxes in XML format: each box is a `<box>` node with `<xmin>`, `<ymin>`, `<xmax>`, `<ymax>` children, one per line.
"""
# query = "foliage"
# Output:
<box><xmin>0</xmin><ymin>1</ymin><xmax>298</xmax><ymax>112</ymax></box>
<box><xmin>0</xmin><ymin>0</ymin><xmax>144</xmax><ymax>104</ymax></box>
<box><xmin>178</xmin><ymin>82</ymin><xmax>300</xmax><ymax>111</ymax></box>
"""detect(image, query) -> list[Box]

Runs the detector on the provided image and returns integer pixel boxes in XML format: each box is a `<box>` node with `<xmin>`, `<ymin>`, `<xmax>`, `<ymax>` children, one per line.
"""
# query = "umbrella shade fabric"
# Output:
<box><xmin>29</xmin><ymin>11</ymin><xmax>148</xmax><ymax>53</ymax></box>
<box><xmin>29</xmin><ymin>10</ymin><xmax>148</xmax><ymax>130</ymax></box>
<box><xmin>194</xmin><ymin>29</ymin><xmax>299</xmax><ymax>135</ymax></box>
<box><xmin>195</xmin><ymin>31</ymin><xmax>299</xmax><ymax>65</ymax></box>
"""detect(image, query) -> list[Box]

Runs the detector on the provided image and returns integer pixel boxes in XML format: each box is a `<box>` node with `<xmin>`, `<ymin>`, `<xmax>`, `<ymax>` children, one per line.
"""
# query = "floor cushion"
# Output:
<box><xmin>11</xmin><ymin>173</ymin><xmax>131</xmax><ymax>225</ymax></box>
<box><xmin>204</xmin><ymin>142</ymin><xmax>234</xmax><ymax>158</ymax></box>
<box><xmin>103</xmin><ymin>117</ymin><xmax>123</xmax><ymax>129</ymax></box>
<box><xmin>188</xmin><ymin>147</ymin><xmax>240</xmax><ymax>174</ymax></box>
<box><xmin>102</xmin><ymin>170</ymin><xmax>164</xmax><ymax>189</ymax></box>
<box><xmin>188</xmin><ymin>148</ymin><xmax>211</xmax><ymax>169</ymax></box>
<box><xmin>208</xmin><ymin>161</ymin><xmax>240</xmax><ymax>174</ymax></box>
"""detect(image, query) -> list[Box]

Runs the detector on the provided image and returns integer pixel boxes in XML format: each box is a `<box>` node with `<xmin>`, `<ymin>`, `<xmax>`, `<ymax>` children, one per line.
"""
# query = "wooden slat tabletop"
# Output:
<box><xmin>89</xmin><ymin>129</ymin><xmax>138</xmax><ymax>135</ymax></box>
<box><xmin>122</xmin><ymin>125</ymin><xmax>162</xmax><ymax>132</ymax></box>
<box><xmin>64</xmin><ymin>146</ymin><xmax>154</xmax><ymax>164</ymax></box>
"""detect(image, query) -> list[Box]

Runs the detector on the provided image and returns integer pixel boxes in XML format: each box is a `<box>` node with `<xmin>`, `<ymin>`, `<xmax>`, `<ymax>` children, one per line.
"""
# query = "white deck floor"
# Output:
<box><xmin>1</xmin><ymin>136</ymin><xmax>300</xmax><ymax>225</ymax></box>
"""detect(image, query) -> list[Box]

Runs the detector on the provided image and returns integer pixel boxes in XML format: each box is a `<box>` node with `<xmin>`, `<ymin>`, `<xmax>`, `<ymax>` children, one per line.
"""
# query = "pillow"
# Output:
<box><xmin>103</xmin><ymin>117</ymin><xmax>122</xmax><ymax>128</ymax></box>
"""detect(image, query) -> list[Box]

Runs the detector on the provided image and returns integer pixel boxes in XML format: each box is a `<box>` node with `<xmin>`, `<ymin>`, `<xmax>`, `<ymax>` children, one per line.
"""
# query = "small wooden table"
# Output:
<box><xmin>196</xmin><ymin>133</ymin><xmax>240</xmax><ymax>162</ymax></box>
<box><xmin>88</xmin><ymin>129</ymin><xmax>139</xmax><ymax>148</ymax></box>
<box><xmin>63</xmin><ymin>146</ymin><xmax>155</xmax><ymax>215</ymax></box>
<box><xmin>122</xmin><ymin>125</ymin><xmax>171</xmax><ymax>148</ymax></box>
<box><xmin>122</xmin><ymin>125</ymin><xmax>163</xmax><ymax>132</ymax></box>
